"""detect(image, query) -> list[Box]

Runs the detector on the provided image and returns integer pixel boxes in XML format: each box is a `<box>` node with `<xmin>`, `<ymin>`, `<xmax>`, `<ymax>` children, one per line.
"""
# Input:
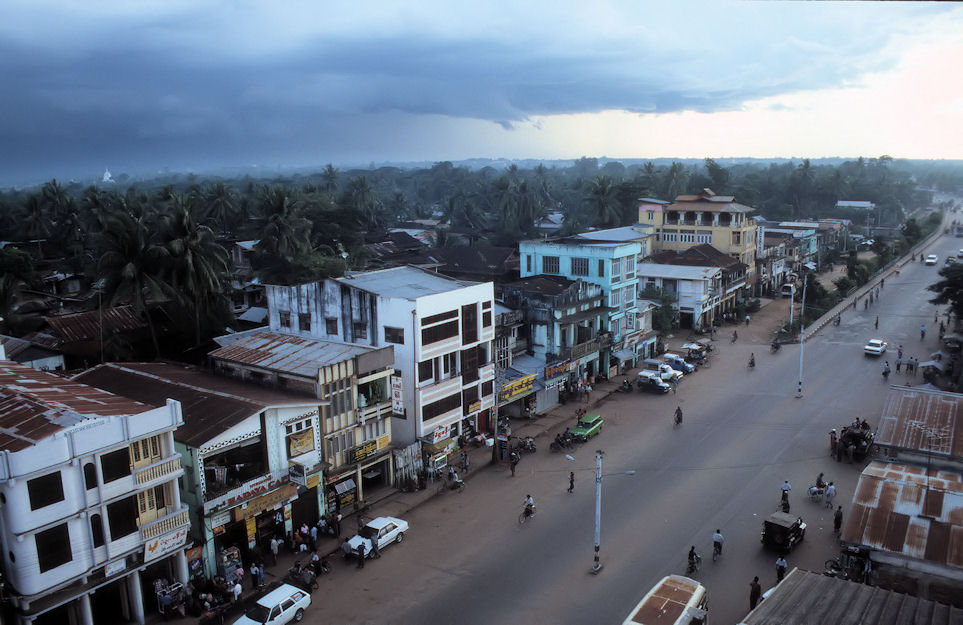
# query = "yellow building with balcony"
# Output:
<box><xmin>638</xmin><ymin>189</ymin><xmax>758</xmax><ymax>281</ymax></box>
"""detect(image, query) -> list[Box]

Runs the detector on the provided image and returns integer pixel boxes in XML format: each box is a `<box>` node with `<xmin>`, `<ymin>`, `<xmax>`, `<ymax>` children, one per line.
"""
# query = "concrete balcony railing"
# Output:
<box><xmin>359</xmin><ymin>400</ymin><xmax>391</xmax><ymax>421</ymax></box>
<box><xmin>133</xmin><ymin>454</ymin><xmax>183</xmax><ymax>487</ymax></box>
<box><xmin>140</xmin><ymin>505</ymin><xmax>190</xmax><ymax>541</ymax></box>
<box><xmin>556</xmin><ymin>339</ymin><xmax>600</xmax><ymax>360</ymax></box>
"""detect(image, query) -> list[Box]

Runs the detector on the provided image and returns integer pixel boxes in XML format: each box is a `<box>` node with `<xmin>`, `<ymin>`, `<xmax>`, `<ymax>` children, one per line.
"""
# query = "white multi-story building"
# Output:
<box><xmin>265</xmin><ymin>266</ymin><xmax>495</xmax><ymax>469</ymax></box>
<box><xmin>0</xmin><ymin>362</ymin><xmax>188</xmax><ymax>625</ymax></box>
<box><xmin>636</xmin><ymin>264</ymin><xmax>723</xmax><ymax>331</ymax></box>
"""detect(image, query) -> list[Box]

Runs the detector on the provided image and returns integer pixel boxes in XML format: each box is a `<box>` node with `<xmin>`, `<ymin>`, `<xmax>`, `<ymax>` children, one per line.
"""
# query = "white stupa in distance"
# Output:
<box><xmin>102</xmin><ymin>168</ymin><xmax>115</xmax><ymax>184</ymax></box>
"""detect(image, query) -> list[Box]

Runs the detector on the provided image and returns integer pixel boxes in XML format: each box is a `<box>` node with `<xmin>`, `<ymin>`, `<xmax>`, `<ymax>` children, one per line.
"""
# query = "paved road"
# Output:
<box><xmin>308</xmin><ymin>230</ymin><xmax>954</xmax><ymax>625</ymax></box>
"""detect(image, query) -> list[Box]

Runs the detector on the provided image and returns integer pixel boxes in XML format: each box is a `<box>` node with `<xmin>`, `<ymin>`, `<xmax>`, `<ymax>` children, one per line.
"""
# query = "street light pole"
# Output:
<box><xmin>593</xmin><ymin>450</ymin><xmax>603</xmax><ymax>574</ymax></box>
<box><xmin>796</xmin><ymin>272</ymin><xmax>808</xmax><ymax>398</ymax></box>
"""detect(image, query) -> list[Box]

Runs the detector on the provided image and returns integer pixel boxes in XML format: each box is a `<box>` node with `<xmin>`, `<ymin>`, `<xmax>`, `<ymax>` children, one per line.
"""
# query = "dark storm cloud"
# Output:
<box><xmin>0</xmin><ymin>1</ymin><xmax>958</xmax><ymax>185</ymax></box>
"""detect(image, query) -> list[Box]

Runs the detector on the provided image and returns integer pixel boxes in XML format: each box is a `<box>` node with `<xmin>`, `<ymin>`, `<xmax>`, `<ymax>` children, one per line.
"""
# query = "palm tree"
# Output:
<box><xmin>347</xmin><ymin>176</ymin><xmax>381</xmax><ymax>227</ymax></box>
<box><xmin>160</xmin><ymin>197</ymin><xmax>234</xmax><ymax>345</ymax></box>
<box><xmin>96</xmin><ymin>210</ymin><xmax>170</xmax><ymax>356</ymax></box>
<box><xmin>203</xmin><ymin>182</ymin><xmax>240</xmax><ymax>233</ymax></box>
<box><xmin>321</xmin><ymin>164</ymin><xmax>340</xmax><ymax>194</ymax></box>
<box><xmin>585</xmin><ymin>175</ymin><xmax>621</xmax><ymax>227</ymax></box>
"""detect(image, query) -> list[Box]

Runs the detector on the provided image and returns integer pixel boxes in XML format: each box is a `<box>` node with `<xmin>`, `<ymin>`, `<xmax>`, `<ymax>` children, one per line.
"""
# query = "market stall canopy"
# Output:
<box><xmin>918</xmin><ymin>360</ymin><xmax>945</xmax><ymax>372</ymax></box>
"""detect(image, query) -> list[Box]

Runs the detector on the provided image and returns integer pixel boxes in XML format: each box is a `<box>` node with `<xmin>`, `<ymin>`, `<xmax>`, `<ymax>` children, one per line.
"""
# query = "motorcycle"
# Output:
<box><xmin>286</xmin><ymin>560</ymin><xmax>319</xmax><ymax>591</ymax></box>
<box><xmin>517</xmin><ymin>436</ymin><xmax>537</xmax><ymax>453</ymax></box>
<box><xmin>770</xmin><ymin>341</ymin><xmax>781</xmax><ymax>353</ymax></box>
<box><xmin>808</xmin><ymin>484</ymin><xmax>825</xmax><ymax>502</ymax></box>
<box><xmin>616</xmin><ymin>379</ymin><xmax>633</xmax><ymax>393</ymax></box>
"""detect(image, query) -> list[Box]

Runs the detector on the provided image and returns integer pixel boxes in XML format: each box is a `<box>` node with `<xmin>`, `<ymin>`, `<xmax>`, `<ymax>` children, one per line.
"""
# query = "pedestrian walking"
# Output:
<box><xmin>234</xmin><ymin>565</ymin><xmax>244</xmax><ymax>588</ymax></box>
<box><xmin>356</xmin><ymin>542</ymin><xmax>366</xmax><ymax>568</ymax></box>
<box><xmin>671</xmin><ymin>377</ymin><xmax>678</xmax><ymax>394</ymax></box>
<box><xmin>825</xmin><ymin>482</ymin><xmax>836</xmax><ymax>508</ymax></box>
<box><xmin>875</xmin><ymin>315</ymin><xmax>878</xmax><ymax>329</ymax></box>
<box><xmin>510</xmin><ymin>451</ymin><xmax>519</xmax><ymax>476</ymax></box>
<box><xmin>370</xmin><ymin>536</ymin><xmax>381</xmax><ymax>558</ymax></box>
<box><xmin>233</xmin><ymin>581</ymin><xmax>243</xmax><ymax>603</ymax></box>
<box><xmin>257</xmin><ymin>562</ymin><xmax>265</xmax><ymax>588</ymax></box>
<box><xmin>568</xmin><ymin>471</ymin><xmax>575</xmax><ymax>493</ymax></box>
<box><xmin>333</xmin><ymin>512</ymin><xmax>342</xmax><ymax>538</ymax></box>
<box><xmin>270</xmin><ymin>536</ymin><xmax>279</xmax><ymax>566</ymax></box>
<box><xmin>310</xmin><ymin>522</ymin><xmax>318</xmax><ymax>546</ymax></box>
<box><xmin>834</xmin><ymin>506</ymin><xmax>843</xmax><ymax>535</ymax></box>
<box><xmin>897</xmin><ymin>345</ymin><xmax>903</xmax><ymax>359</ymax></box>
<box><xmin>584</xmin><ymin>383</ymin><xmax>592</xmax><ymax>403</ymax></box>
<box><xmin>249</xmin><ymin>563</ymin><xmax>258</xmax><ymax>591</ymax></box>
<box><xmin>745</xmin><ymin>314</ymin><xmax>750</xmax><ymax>326</ymax></box>
<box><xmin>864</xmin><ymin>299</ymin><xmax>868</xmax><ymax>310</ymax></box>
<box><xmin>775</xmin><ymin>556</ymin><xmax>787</xmax><ymax>582</ymax></box>
<box><xmin>895</xmin><ymin>356</ymin><xmax>902</xmax><ymax>373</ymax></box>
<box><xmin>462</xmin><ymin>451</ymin><xmax>470</xmax><ymax>471</ymax></box>
<box><xmin>749</xmin><ymin>576</ymin><xmax>762</xmax><ymax>610</ymax></box>
<box><xmin>829</xmin><ymin>429</ymin><xmax>838</xmax><ymax>458</ymax></box>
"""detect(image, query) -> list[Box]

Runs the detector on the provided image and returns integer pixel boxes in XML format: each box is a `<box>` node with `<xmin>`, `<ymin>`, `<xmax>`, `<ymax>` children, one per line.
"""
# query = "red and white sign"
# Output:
<box><xmin>203</xmin><ymin>470</ymin><xmax>290</xmax><ymax>515</ymax></box>
<box><xmin>144</xmin><ymin>527</ymin><xmax>188</xmax><ymax>563</ymax></box>
<box><xmin>391</xmin><ymin>375</ymin><xmax>404</xmax><ymax>415</ymax></box>
<box><xmin>432</xmin><ymin>424</ymin><xmax>450</xmax><ymax>444</ymax></box>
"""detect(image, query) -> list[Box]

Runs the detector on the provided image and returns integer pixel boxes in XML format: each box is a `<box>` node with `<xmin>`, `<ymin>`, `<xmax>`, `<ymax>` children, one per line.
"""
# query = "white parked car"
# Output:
<box><xmin>925</xmin><ymin>254</ymin><xmax>938</xmax><ymax>265</ymax></box>
<box><xmin>233</xmin><ymin>584</ymin><xmax>310</xmax><ymax>625</ymax></box>
<box><xmin>863</xmin><ymin>339</ymin><xmax>887</xmax><ymax>356</ymax></box>
<box><xmin>957</xmin><ymin>249</ymin><xmax>963</xmax><ymax>258</ymax></box>
<box><xmin>341</xmin><ymin>516</ymin><xmax>409</xmax><ymax>559</ymax></box>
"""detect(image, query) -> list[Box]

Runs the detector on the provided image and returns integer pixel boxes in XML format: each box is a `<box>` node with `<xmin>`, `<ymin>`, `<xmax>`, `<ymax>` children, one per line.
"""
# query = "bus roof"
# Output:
<box><xmin>623</xmin><ymin>575</ymin><xmax>706</xmax><ymax>625</ymax></box>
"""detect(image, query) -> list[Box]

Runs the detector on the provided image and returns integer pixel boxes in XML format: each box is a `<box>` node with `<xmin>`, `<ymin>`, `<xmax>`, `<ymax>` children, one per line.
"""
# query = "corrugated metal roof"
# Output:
<box><xmin>740</xmin><ymin>568</ymin><xmax>963</xmax><ymax>625</ymax></box>
<box><xmin>636</xmin><ymin>263</ymin><xmax>721</xmax><ymax>280</ymax></box>
<box><xmin>45</xmin><ymin>305</ymin><xmax>146</xmax><ymax>344</ymax></box>
<box><xmin>73</xmin><ymin>362</ymin><xmax>316</xmax><ymax>449</ymax></box>
<box><xmin>0</xmin><ymin>362</ymin><xmax>148</xmax><ymax>452</ymax></box>
<box><xmin>209</xmin><ymin>331</ymin><xmax>377</xmax><ymax>377</ymax></box>
<box><xmin>875</xmin><ymin>386</ymin><xmax>963</xmax><ymax>459</ymax></box>
<box><xmin>843</xmin><ymin>461</ymin><xmax>963</xmax><ymax>569</ymax></box>
<box><xmin>334</xmin><ymin>265</ymin><xmax>478</xmax><ymax>300</ymax></box>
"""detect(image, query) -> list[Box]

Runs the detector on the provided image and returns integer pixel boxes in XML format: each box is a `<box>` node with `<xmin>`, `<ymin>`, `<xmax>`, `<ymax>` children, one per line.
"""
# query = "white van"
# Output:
<box><xmin>621</xmin><ymin>575</ymin><xmax>708</xmax><ymax>625</ymax></box>
<box><xmin>233</xmin><ymin>584</ymin><xmax>311</xmax><ymax>625</ymax></box>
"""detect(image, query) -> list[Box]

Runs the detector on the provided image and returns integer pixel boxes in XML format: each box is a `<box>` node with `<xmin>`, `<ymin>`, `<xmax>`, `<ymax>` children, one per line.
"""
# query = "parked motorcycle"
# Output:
<box><xmin>616</xmin><ymin>378</ymin><xmax>633</xmax><ymax>393</ymax></box>
<box><xmin>286</xmin><ymin>560</ymin><xmax>319</xmax><ymax>591</ymax></box>
<box><xmin>517</xmin><ymin>436</ymin><xmax>537</xmax><ymax>453</ymax></box>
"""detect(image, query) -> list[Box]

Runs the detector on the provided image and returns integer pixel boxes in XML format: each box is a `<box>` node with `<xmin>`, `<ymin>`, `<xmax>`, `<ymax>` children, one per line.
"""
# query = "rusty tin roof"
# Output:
<box><xmin>73</xmin><ymin>362</ymin><xmax>316</xmax><ymax>449</ymax></box>
<box><xmin>0</xmin><ymin>361</ymin><xmax>148</xmax><ymax>452</ymax></box>
<box><xmin>876</xmin><ymin>386</ymin><xmax>963</xmax><ymax>459</ymax></box>
<box><xmin>843</xmin><ymin>461</ymin><xmax>963</xmax><ymax>569</ymax></box>
<box><xmin>741</xmin><ymin>568</ymin><xmax>963</xmax><ymax>625</ymax></box>
<box><xmin>44</xmin><ymin>305</ymin><xmax>146</xmax><ymax>344</ymax></box>
<box><xmin>209</xmin><ymin>331</ymin><xmax>376</xmax><ymax>377</ymax></box>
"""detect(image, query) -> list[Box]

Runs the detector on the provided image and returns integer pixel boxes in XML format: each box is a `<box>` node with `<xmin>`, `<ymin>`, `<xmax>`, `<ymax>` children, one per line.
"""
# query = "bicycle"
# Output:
<box><xmin>686</xmin><ymin>552</ymin><xmax>702</xmax><ymax>574</ymax></box>
<box><xmin>712</xmin><ymin>542</ymin><xmax>722</xmax><ymax>562</ymax></box>
<box><xmin>673</xmin><ymin>408</ymin><xmax>683</xmax><ymax>428</ymax></box>
<box><xmin>518</xmin><ymin>506</ymin><xmax>536</xmax><ymax>525</ymax></box>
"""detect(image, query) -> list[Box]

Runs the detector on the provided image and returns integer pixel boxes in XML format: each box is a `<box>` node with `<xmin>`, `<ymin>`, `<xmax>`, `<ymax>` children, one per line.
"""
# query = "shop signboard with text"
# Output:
<box><xmin>544</xmin><ymin>361</ymin><xmax>571</xmax><ymax>380</ymax></box>
<box><xmin>204</xmin><ymin>470</ymin><xmax>290</xmax><ymax>515</ymax></box>
<box><xmin>144</xmin><ymin>527</ymin><xmax>188</xmax><ymax>563</ymax></box>
<box><xmin>391</xmin><ymin>375</ymin><xmax>405</xmax><ymax>415</ymax></box>
<box><xmin>499</xmin><ymin>374</ymin><xmax>536</xmax><ymax>403</ymax></box>
<box><xmin>350</xmin><ymin>439</ymin><xmax>380</xmax><ymax>464</ymax></box>
<box><xmin>431</xmin><ymin>424</ymin><xmax>450</xmax><ymax>443</ymax></box>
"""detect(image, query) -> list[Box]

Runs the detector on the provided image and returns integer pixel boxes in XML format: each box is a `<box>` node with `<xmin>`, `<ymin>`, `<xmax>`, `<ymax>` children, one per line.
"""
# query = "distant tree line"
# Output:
<box><xmin>0</xmin><ymin>156</ymin><xmax>956</xmax><ymax>357</ymax></box>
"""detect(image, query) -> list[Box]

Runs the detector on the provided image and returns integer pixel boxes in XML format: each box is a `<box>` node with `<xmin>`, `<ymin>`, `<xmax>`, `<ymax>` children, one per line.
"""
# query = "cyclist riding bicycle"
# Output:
<box><xmin>523</xmin><ymin>494</ymin><xmax>536</xmax><ymax>518</ymax></box>
<box><xmin>712</xmin><ymin>530</ymin><xmax>724</xmax><ymax>557</ymax></box>
<box><xmin>674</xmin><ymin>406</ymin><xmax>683</xmax><ymax>425</ymax></box>
<box><xmin>748</xmin><ymin>353</ymin><xmax>755</xmax><ymax>369</ymax></box>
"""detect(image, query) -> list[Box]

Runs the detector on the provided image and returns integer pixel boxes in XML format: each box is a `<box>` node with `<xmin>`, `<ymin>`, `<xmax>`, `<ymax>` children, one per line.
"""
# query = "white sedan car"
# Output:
<box><xmin>341</xmin><ymin>516</ymin><xmax>408</xmax><ymax>559</ymax></box>
<box><xmin>864</xmin><ymin>339</ymin><xmax>887</xmax><ymax>356</ymax></box>
<box><xmin>925</xmin><ymin>254</ymin><xmax>938</xmax><ymax>265</ymax></box>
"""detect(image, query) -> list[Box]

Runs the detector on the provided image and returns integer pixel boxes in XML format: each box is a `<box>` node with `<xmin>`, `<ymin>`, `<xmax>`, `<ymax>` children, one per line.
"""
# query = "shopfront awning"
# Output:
<box><xmin>290</xmin><ymin>451</ymin><xmax>322</xmax><ymax>473</ymax></box>
<box><xmin>919</xmin><ymin>360</ymin><xmax>945</xmax><ymax>372</ymax></box>
<box><xmin>334</xmin><ymin>478</ymin><xmax>356</xmax><ymax>494</ymax></box>
<box><xmin>424</xmin><ymin>437</ymin><xmax>455</xmax><ymax>454</ymax></box>
<box><xmin>613</xmin><ymin>349</ymin><xmax>636</xmax><ymax>362</ymax></box>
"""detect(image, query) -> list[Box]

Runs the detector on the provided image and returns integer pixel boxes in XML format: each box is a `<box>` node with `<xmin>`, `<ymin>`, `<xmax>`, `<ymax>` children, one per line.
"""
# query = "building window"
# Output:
<box><xmin>137</xmin><ymin>485</ymin><xmax>167</xmax><ymax>516</ymax></box>
<box><xmin>481</xmin><ymin>380</ymin><xmax>493</xmax><ymax>397</ymax></box>
<box><xmin>384</xmin><ymin>327</ymin><xmax>405</xmax><ymax>344</ymax></box>
<box><xmin>418</xmin><ymin>359</ymin><xmax>433</xmax><ymax>382</ymax></box>
<box><xmin>27</xmin><ymin>472</ymin><xmax>64</xmax><ymax>511</ymax></box>
<box><xmin>482</xmin><ymin>310</ymin><xmax>492</xmax><ymax>327</ymax></box>
<box><xmin>461</xmin><ymin>346</ymin><xmax>479</xmax><ymax>383</ymax></box>
<box><xmin>647</xmin><ymin>211</ymin><xmax>654</xmax><ymax>221</ymax></box>
<box><xmin>279</xmin><ymin>312</ymin><xmax>291</xmax><ymax>329</ymax></box>
<box><xmin>298</xmin><ymin>313</ymin><xmax>311</xmax><ymax>332</ymax></box>
<box><xmin>623</xmin><ymin>287</ymin><xmax>635</xmax><ymax>310</ymax></box>
<box><xmin>422</xmin><ymin>393</ymin><xmax>461</xmax><ymax>422</ymax></box>
<box><xmin>571</xmin><ymin>257</ymin><xmax>589</xmax><ymax>276</ymax></box>
<box><xmin>325</xmin><ymin>318</ymin><xmax>338</xmax><ymax>334</ymax></box>
<box><xmin>422</xmin><ymin>320</ymin><xmax>459</xmax><ymax>345</ymax></box>
<box><xmin>482</xmin><ymin>301</ymin><xmax>492</xmax><ymax>310</ymax></box>
<box><xmin>542</xmin><ymin>256</ymin><xmax>560</xmax><ymax>274</ymax></box>
<box><xmin>611</xmin><ymin>258</ymin><xmax>621</xmax><ymax>283</ymax></box>
<box><xmin>625</xmin><ymin>313</ymin><xmax>636</xmax><ymax>330</ymax></box>
<box><xmin>443</xmin><ymin>352</ymin><xmax>457</xmax><ymax>375</ymax></box>
<box><xmin>107</xmin><ymin>496</ymin><xmax>139</xmax><ymax>540</ymax></box>
<box><xmin>462</xmin><ymin>385</ymin><xmax>479</xmax><ymax>415</ymax></box>
<box><xmin>353</xmin><ymin>322</ymin><xmax>368</xmax><ymax>340</ymax></box>
<box><xmin>697</xmin><ymin>230</ymin><xmax>712</xmax><ymax>244</ymax></box>
<box><xmin>421</xmin><ymin>310</ymin><xmax>458</xmax><ymax>326</ymax></box>
<box><xmin>462</xmin><ymin>304</ymin><xmax>478</xmax><ymax>345</ymax></box>
<box><xmin>610</xmin><ymin>290</ymin><xmax>621</xmax><ymax>308</ymax></box>
<box><xmin>35</xmin><ymin>524</ymin><xmax>72</xmax><ymax>573</ymax></box>
<box><xmin>100</xmin><ymin>448</ymin><xmax>132</xmax><ymax>484</ymax></box>
<box><xmin>84</xmin><ymin>463</ymin><xmax>97</xmax><ymax>490</ymax></box>
<box><xmin>131</xmin><ymin>435</ymin><xmax>161</xmax><ymax>468</ymax></box>
<box><xmin>526</xmin><ymin>255</ymin><xmax>532</xmax><ymax>273</ymax></box>
<box><xmin>598</xmin><ymin>259</ymin><xmax>605</xmax><ymax>277</ymax></box>
<box><xmin>624</xmin><ymin>256</ymin><xmax>635</xmax><ymax>279</ymax></box>
<box><xmin>90</xmin><ymin>514</ymin><xmax>105</xmax><ymax>548</ymax></box>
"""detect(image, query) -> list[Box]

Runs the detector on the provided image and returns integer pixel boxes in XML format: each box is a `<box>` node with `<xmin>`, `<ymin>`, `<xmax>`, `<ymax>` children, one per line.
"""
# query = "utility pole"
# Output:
<box><xmin>593</xmin><ymin>449</ymin><xmax>603</xmax><ymax>574</ymax></box>
<box><xmin>796</xmin><ymin>272</ymin><xmax>808</xmax><ymax>398</ymax></box>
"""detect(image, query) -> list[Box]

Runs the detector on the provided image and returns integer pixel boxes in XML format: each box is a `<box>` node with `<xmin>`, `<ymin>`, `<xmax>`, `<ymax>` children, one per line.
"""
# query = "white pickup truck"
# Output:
<box><xmin>641</xmin><ymin>358</ymin><xmax>684</xmax><ymax>382</ymax></box>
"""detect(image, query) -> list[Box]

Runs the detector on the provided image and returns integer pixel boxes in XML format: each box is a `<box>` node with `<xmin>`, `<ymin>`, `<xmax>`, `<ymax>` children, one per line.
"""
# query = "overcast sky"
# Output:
<box><xmin>2</xmin><ymin>1</ymin><xmax>962</xmax><ymax>185</ymax></box>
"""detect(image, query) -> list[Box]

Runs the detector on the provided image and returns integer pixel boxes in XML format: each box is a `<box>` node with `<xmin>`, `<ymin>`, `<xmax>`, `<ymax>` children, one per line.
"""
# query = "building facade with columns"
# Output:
<box><xmin>0</xmin><ymin>361</ymin><xmax>188</xmax><ymax>625</ymax></box>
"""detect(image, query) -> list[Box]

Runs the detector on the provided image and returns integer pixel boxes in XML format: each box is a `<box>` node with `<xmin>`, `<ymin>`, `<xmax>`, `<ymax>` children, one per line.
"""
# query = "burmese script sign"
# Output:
<box><xmin>499</xmin><ymin>374</ymin><xmax>535</xmax><ymax>402</ymax></box>
<box><xmin>204</xmin><ymin>470</ymin><xmax>290</xmax><ymax>515</ymax></box>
